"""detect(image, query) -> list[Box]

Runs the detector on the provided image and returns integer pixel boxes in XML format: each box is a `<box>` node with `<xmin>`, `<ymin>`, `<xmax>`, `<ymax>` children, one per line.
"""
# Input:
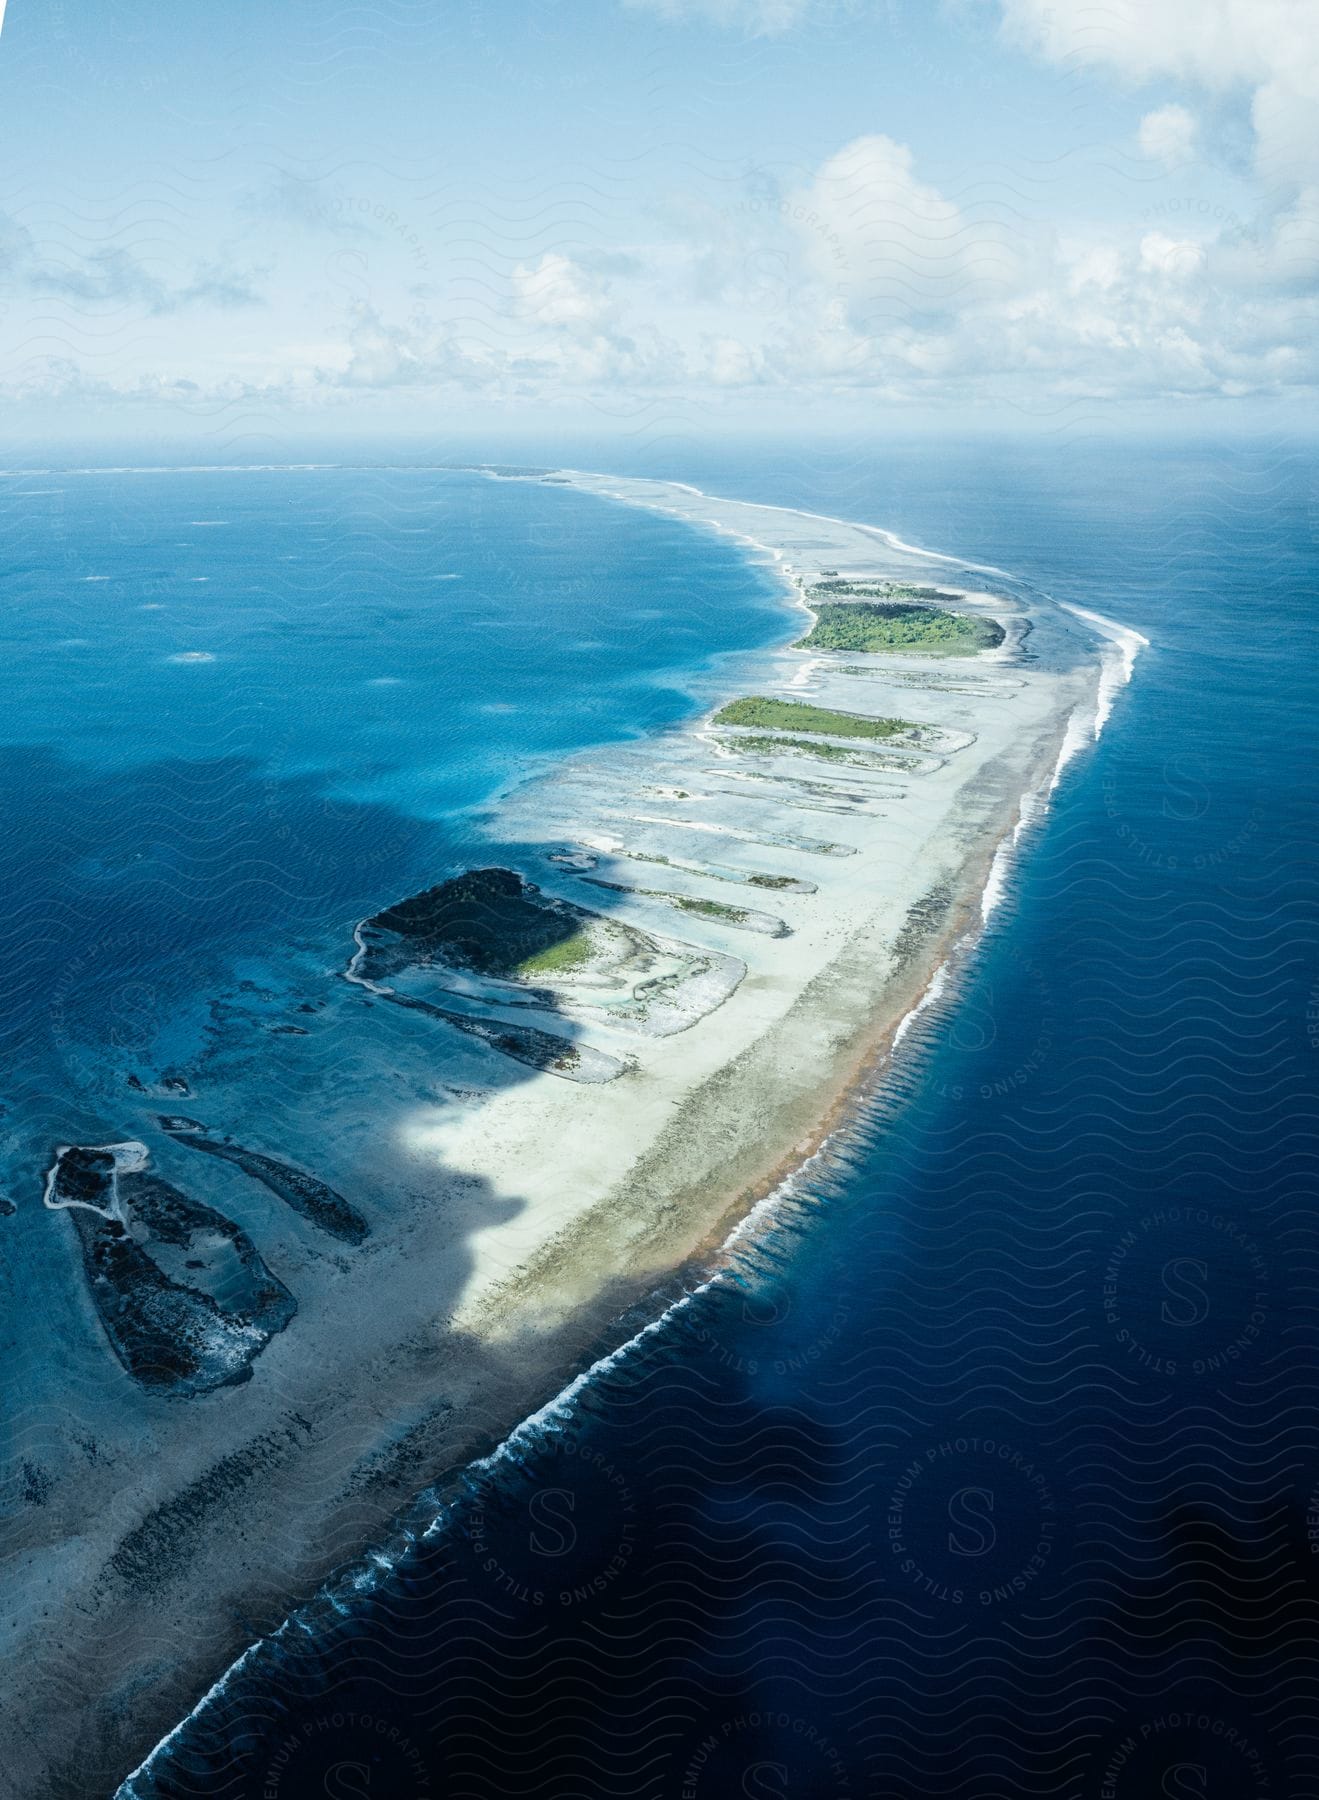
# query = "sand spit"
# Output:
<box><xmin>3</xmin><ymin>474</ymin><xmax>1130</xmax><ymax>1800</ymax></box>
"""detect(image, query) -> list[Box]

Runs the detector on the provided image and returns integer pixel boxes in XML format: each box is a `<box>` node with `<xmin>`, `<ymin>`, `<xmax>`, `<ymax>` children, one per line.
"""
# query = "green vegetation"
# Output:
<box><xmin>812</xmin><ymin>579</ymin><xmax>945</xmax><ymax>599</ymax></box>
<box><xmin>713</xmin><ymin>696</ymin><xmax>911</xmax><ymax>740</ymax></box>
<box><xmin>517</xmin><ymin>931</ymin><xmax>595</xmax><ymax>977</ymax></box>
<box><xmin>518</xmin><ymin>936</ymin><xmax>593</xmax><ymax>979</ymax></box>
<box><xmin>371</xmin><ymin>868</ymin><xmax>599</xmax><ymax>980</ymax></box>
<box><xmin>620</xmin><ymin>850</ymin><xmax>810</xmax><ymax>895</ymax></box>
<box><xmin>798</xmin><ymin>599</ymin><xmax>1004</xmax><ymax>656</ymax></box>
<box><xmin>751</xmin><ymin>734</ymin><xmax>862</xmax><ymax>761</ymax></box>
<box><xmin>730</xmin><ymin>733</ymin><xmax>899</xmax><ymax>766</ymax></box>
<box><xmin>672</xmin><ymin>896</ymin><xmax>749</xmax><ymax>924</ymax></box>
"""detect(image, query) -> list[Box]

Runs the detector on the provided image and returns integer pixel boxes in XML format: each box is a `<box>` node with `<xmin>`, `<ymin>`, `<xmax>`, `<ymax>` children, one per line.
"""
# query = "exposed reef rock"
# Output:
<box><xmin>582</xmin><ymin>878</ymin><xmax>789</xmax><ymax>938</ymax></box>
<box><xmin>157</xmin><ymin>1120</ymin><xmax>369</xmax><ymax>1245</ymax></box>
<box><xmin>0</xmin><ymin>469</ymin><xmax>1127</xmax><ymax>1800</ymax></box>
<box><xmin>345</xmin><ymin>866</ymin><xmax>745</xmax><ymax>1060</ymax></box>
<box><xmin>711</xmin><ymin>733</ymin><xmax>923</xmax><ymax>774</ymax></box>
<box><xmin>45</xmin><ymin>1142</ymin><xmax>295</xmax><ymax>1396</ymax></box>
<box><xmin>555</xmin><ymin>842</ymin><xmax>818</xmax><ymax>896</ymax></box>
<box><xmin>45</xmin><ymin>1140</ymin><xmax>145</xmax><ymax>1214</ymax></box>
<box><xmin>367</xmin><ymin>991</ymin><xmax>627</xmax><ymax>1083</ymax></box>
<box><xmin>356</xmin><ymin>865</ymin><xmax>593</xmax><ymax>981</ymax></box>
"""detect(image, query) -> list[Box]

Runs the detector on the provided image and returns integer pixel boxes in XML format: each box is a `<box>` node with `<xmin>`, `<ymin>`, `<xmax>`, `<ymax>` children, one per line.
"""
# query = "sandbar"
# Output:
<box><xmin>0</xmin><ymin>473</ymin><xmax>1137</xmax><ymax>1799</ymax></box>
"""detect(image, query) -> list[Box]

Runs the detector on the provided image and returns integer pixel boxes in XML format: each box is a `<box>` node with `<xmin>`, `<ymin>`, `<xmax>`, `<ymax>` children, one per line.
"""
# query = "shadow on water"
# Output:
<box><xmin>0</xmin><ymin>458</ymin><xmax>813</xmax><ymax>1796</ymax></box>
<box><xmin>104</xmin><ymin>440</ymin><xmax>1319</xmax><ymax>1800</ymax></box>
<box><xmin>0</xmin><ymin>735</ymin><xmax>685</xmax><ymax>1798</ymax></box>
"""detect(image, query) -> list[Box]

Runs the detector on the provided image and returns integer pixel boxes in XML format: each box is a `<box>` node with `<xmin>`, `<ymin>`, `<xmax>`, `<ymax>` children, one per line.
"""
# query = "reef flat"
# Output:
<box><xmin>0</xmin><ymin>473</ymin><xmax>1137</xmax><ymax>1799</ymax></box>
<box><xmin>347</xmin><ymin>864</ymin><xmax>745</xmax><ymax>1048</ymax></box>
<box><xmin>44</xmin><ymin>1143</ymin><xmax>295</xmax><ymax>1396</ymax></box>
<box><xmin>157</xmin><ymin>1120</ymin><xmax>369</xmax><ymax>1245</ymax></box>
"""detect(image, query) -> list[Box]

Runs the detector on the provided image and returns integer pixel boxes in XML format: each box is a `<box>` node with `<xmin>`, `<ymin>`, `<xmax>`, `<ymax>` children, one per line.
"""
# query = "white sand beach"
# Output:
<box><xmin>1</xmin><ymin>475</ymin><xmax>1133</xmax><ymax>1799</ymax></box>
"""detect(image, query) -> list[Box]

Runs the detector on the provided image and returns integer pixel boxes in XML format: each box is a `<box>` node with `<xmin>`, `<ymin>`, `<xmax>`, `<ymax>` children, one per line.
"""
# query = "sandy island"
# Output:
<box><xmin>0</xmin><ymin>472</ymin><xmax>1141</xmax><ymax>1799</ymax></box>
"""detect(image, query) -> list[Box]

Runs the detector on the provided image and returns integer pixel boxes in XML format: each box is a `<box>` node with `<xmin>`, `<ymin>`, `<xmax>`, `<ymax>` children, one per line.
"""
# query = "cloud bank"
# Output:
<box><xmin>4</xmin><ymin>0</ymin><xmax>1315</xmax><ymax>423</ymax></box>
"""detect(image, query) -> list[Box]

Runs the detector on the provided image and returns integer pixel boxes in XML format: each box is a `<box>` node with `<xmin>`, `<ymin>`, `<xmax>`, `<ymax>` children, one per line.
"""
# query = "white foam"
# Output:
<box><xmin>1058</xmin><ymin>601</ymin><xmax>1149</xmax><ymax>740</ymax></box>
<box><xmin>980</xmin><ymin>836</ymin><xmax>1015</xmax><ymax>924</ymax></box>
<box><xmin>113</xmin><ymin>467</ymin><xmax>1142</xmax><ymax>1798</ymax></box>
<box><xmin>115</xmin><ymin>852</ymin><xmax>1003</xmax><ymax>1796</ymax></box>
<box><xmin>552</xmin><ymin>468</ymin><xmax>1008</xmax><ymax>579</ymax></box>
<box><xmin>43</xmin><ymin>1140</ymin><xmax>149</xmax><ymax>1222</ymax></box>
<box><xmin>1049</xmin><ymin>704</ymin><xmax>1095</xmax><ymax>793</ymax></box>
<box><xmin>118</xmin><ymin>1641</ymin><xmax>266</xmax><ymax>1796</ymax></box>
<box><xmin>893</xmin><ymin>959</ymin><xmax>951</xmax><ymax>1046</ymax></box>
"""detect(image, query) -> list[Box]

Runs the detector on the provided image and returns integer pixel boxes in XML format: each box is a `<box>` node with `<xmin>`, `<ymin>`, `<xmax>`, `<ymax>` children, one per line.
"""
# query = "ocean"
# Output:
<box><xmin>7</xmin><ymin>442</ymin><xmax>1316</xmax><ymax>1800</ymax></box>
<box><xmin>0</xmin><ymin>464</ymin><xmax>790</xmax><ymax>1194</ymax></box>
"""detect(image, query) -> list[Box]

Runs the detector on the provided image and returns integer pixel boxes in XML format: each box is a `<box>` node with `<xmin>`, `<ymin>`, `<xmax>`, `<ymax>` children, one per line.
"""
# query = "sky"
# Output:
<box><xmin>0</xmin><ymin>0</ymin><xmax>1315</xmax><ymax>447</ymax></box>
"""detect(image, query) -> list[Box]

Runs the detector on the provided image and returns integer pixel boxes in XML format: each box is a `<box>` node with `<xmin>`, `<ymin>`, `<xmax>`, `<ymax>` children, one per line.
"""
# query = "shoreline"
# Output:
<box><xmin>1</xmin><ymin>471</ymin><xmax>1132</xmax><ymax>1800</ymax></box>
<box><xmin>121</xmin><ymin>798</ymin><xmax>1029</xmax><ymax>1799</ymax></box>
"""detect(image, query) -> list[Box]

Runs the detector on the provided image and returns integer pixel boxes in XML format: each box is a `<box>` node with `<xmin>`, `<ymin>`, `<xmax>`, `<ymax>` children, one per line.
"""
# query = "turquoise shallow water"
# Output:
<box><xmin>8</xmin><ymin>443</ymin><xmax>1318</xmax><ymax>1800</ymax></box>
<box><xmin>110</xmin><ymin>439</ymin><xmax>1319</xmax><ymax>1800</ymax></box>
<box><xmin>0</xmin><ymin>466</ymin><xmax>789</xmax><ymax>1182</ymax></box>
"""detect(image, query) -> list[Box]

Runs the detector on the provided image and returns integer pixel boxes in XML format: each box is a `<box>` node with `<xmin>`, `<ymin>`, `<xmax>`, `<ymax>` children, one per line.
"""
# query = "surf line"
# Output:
<box><xmin>117</xmin><ymin>522</ymin><xmax>1147</xmax><ymax>1800</ymax></box>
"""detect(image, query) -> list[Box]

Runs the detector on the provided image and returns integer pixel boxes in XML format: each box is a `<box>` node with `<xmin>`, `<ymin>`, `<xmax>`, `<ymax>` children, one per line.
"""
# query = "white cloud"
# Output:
<box><xmin>1137</xmin><ymin>103</ymin><xmax>1198</xmax><ymax>164</ymax></box>
<box><xmin>14</xmin><ymin>1</ymin><xmax>1318</xmax><ymax>421</ymax></box>
<box><xmin>743</xmin><ymin>121</ymin><xmax>1318</xmax><ymax>403</ymax></box>
<box><xmin>1139</xmin><ymin>231</ymin><xmax>1206</xmax><ymax>278</ymax></box>
<box><xmin>789</xmin><ymin>134</ymin><xmax>1033</xmax><ymax>324</ymax></box>
<box><xmin>0</xmin><ymin>211</ymin><xmax>261</xmax><ymax>314</ymax></box>
<box><xmin>512</xmin><ymin>253</ymin><xmax>614</xmax><ymax>332</ymax></box>
<box><xmin>704</xmin><ymin>335</ymin><xmax>766</xmax><ymax>384</ymax></box>
<box><xmin>1000</xmin><ymin>0</ymin><xmax>1319</xmax><ymax>186</ymax></box>
<box><xmin>1218</xmin><ymin>185</ymin><xmax>1319</xmax><ymax>289</ymax></box>
<box><xmin>111</xmin><ymin>119</ymin><xmax>1313</xmax><ymax>413</ymax></box>
<box><xmin>981</xmin><ymin>0</ymin><xmax>1319</xmax><ymax>398</ymax></box>
<box><xmin>1068</xmin><ymin>246</ymin><xmax>1124</xmax><ymax>293</ymax></box>
<box><xmin>998</xmin><ymin>0</ymin><xmax>1309</xmax><ymax>90</ymax></box>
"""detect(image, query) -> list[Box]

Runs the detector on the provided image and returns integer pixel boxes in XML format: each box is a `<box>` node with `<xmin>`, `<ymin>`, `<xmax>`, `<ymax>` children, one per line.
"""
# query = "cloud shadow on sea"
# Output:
<box><xmin>1</xmin><ymin>735</ymin><xmax>684</xmax><ymax>1796</ymax></box>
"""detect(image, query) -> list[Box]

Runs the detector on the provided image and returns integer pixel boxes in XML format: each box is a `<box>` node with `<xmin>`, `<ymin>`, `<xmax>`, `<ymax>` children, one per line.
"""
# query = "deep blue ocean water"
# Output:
<box><xmin>13</xmin><ymin>444</ymin><xmax>1318</xmax><ymax>1800</ymax></box>
<box><xmin>0</xmin><ymin>467</ymin><xmax>789</xmax><ymax>1192</ymax></box>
